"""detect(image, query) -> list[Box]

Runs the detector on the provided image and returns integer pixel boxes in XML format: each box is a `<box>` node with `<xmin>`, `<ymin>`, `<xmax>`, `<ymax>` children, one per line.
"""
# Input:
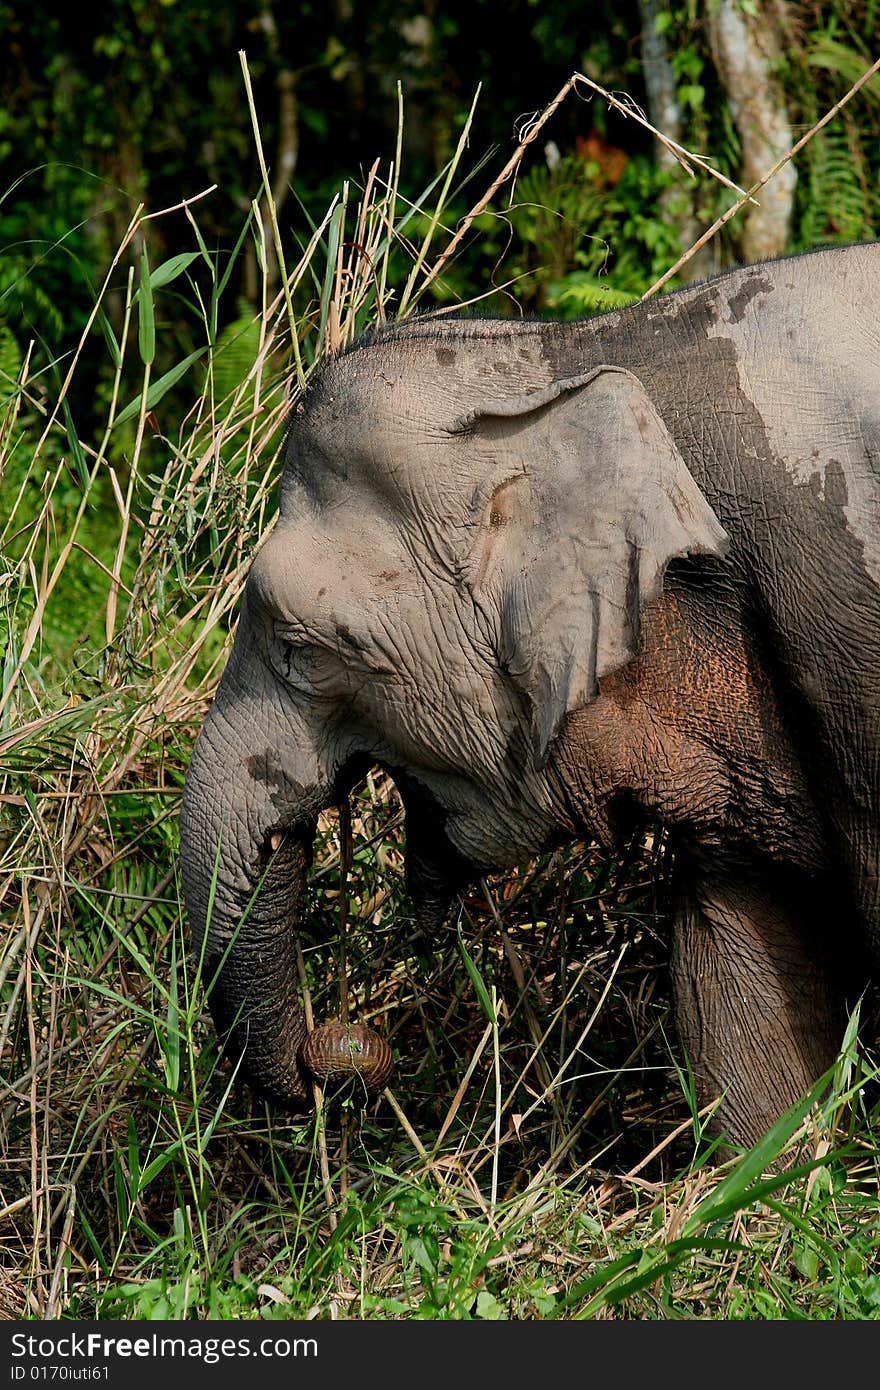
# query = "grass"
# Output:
<box><xmin>2</xmin><ymin>75</ymin><xmax>880</xmax><ymax>1323</ymax></box>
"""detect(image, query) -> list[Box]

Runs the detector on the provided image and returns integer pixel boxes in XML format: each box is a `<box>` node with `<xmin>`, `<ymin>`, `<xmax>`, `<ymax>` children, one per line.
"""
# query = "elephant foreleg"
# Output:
<box><xmin>670</xmin><ymin>861</ymin><xmax>849</xmax><ymax>1151</ymax></box>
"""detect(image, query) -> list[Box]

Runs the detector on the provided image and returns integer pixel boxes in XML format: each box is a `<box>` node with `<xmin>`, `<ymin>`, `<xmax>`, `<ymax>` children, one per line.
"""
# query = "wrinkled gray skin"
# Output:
<box><xmin>180</xmin><ymin>243</ymin><xmax>880</xmax><ymax>1150</ymax></box>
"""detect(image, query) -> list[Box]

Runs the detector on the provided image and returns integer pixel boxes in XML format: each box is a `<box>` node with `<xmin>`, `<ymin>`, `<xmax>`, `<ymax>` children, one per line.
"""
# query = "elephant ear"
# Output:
<box><xmin>459</xmin><ymin>365</ymin><xmax>729</xmax><ymax>765</ymax></box>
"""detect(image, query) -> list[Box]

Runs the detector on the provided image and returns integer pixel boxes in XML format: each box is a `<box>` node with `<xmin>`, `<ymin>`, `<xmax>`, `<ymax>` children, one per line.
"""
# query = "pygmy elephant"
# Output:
<box><xmin>180</xmin><ymin>242</ymin><xmax>880</xmax><ymax>1150</ymax></box>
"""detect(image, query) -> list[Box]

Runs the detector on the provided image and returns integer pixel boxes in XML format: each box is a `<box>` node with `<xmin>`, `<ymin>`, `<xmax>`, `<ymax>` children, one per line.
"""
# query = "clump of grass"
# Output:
<box><xmin>2</xmin><ymin>68</ymin><xmax>880</xmax><ymax>1323</ymax></box>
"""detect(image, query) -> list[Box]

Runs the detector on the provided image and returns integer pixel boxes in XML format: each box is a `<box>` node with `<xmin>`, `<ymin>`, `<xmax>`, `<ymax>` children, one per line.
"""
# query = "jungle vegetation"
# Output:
<box><xmin>1</xmin><ymin>0</ymin><xmax>879</xmax><ymax>1321</ymax></box>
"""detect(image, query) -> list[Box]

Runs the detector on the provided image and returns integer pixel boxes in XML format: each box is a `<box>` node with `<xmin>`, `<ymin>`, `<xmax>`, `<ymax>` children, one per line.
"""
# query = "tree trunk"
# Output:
<box><xmin>638</xmin><ymin>0</ymin><xmax>715</xmax><ymax>280</ymax></box>
<box><xmin>706</xmin><ymin>0</ymin><xmax>796</xmax><ymax>263</ymax></box>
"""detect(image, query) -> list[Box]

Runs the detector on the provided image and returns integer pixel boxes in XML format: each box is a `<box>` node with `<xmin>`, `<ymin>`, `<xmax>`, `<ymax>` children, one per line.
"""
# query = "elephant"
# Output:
<box><xmin>180</xmin><ymin>241</ymin><xmax>880</xmax><ymax>1152</ymax></box>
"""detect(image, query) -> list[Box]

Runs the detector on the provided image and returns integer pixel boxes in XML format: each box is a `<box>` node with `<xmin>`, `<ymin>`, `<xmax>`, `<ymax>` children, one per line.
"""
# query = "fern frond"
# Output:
<box><xmin>546</xmin><ymin>273</ymin><xmax>640</xmax><ymax>315</ymax></box>
<box><xmin>800</xmin><ymin>119</ymin><xmax>876</xmax><ymax>244</ymax></box>
<box><xmin>806</xmin><ymin>36</ymin><xmax>880</xmax><ymax>107</ymax></box>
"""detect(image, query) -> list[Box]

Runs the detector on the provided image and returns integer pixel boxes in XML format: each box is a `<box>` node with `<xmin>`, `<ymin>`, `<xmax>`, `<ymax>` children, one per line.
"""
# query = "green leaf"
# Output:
<box><xmin>560</xmin><ymin>1250</ymin><xmax>642</xmax><ymax>1307</ymax></box>
<box><xmin>217</xmin><ymin>213</ymin><xmax>256</xmax><ymax>299</ymax></box>
<box><xmin>165</xmin><ymin>935</ymin><xmax>180</xmax><ymax>1091</ymax></box>
<box><xmin>317</xmin><ymin>201</ymin><xmax>345</xmax><ymax>351</ymax></box>
<box><xmin>0</xmin><ymin>321</ymin><xmax>22</xmax><ymax>388</ymax></box>
<box><xmin>138</xmin><ymin>248</ymin><xmax>155</xmax><ymax>366</ymax></box>
<box><xmin>805</xmin><ymin>38</ymin><xmax>880</xmax><ymax>104</ymax></box>
<box><xmin>457</xmin><ymin>924</ymin><xmax>495</xmax><ymax>1023</ymax></box>
<box><xmin>113</xmin><ymin>349</ymin><xmax>203</xmax><ymax>428</ymax></box>
<box><xmin>139</xmin><ymin>1146</ymin><xmax>180</xmax><ymax>1189</ymax></box>
<box><xmin>134</xmin><ymin>251</ymin><xmax>200</xmax><ymax>296</ymax></box>
<box><xmin>210</xmin><ymin>312</ymin><xmax>262</xmax><ymax>403</ymax></box>
<box><xmin>127</xmin><ymin>1115</ymin><xmax>141</xmax><ymax>1191</ymax></box>
<box><xmin>682</xmin><ymin>1070</ymin><xmax>835</xmax><ymax>1236</ymax></box>
<box><xmin>860</xmin><ymin>1275</ymin><xmax>880</xmax><ymax>1308</ymax></box>
<box><xmin>576</xmin><ymin>1238</ymin><xmax>744</xmax><ymax>1317</ymax></box>
<box><xmin>679</xmin><ymin>83</ymin><xmax>705</xmax><ymax>112</ymax></box>
<box><xmin>408</xmin><ymin>1235</ymin><xmax>437</xmax><ymax>1276</ymax></box>
<box><xmin>528</xmin><ymin>1280</ymin><xmax>557</xmax><ymax>1316</ymax></box>
<box><xmin>793</xmin><ymin>1236</ymin><xmax>820</xmax><ymax>1281</ymax></box>
<box><xmin>95</xmin><ymin>303</ymin><xmax>121</xmax><ymax>369</ymax></box>
<box><xmin>475</xmin><ymin>1289</ymin><xmax>506</xmax><ymax>1319</ymax></box>
<box><xmin>61</xmin><ymin>398</ymin><xmax>90</xmax><ymax>489</ymax></box>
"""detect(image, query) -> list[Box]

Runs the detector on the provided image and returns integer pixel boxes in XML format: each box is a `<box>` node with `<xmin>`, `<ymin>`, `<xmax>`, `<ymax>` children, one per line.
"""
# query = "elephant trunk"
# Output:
<box><xmin>185</xmin><ymin>832</ymin><xmax>314</xmax><ymax>1106</ymax></box>
<box><xmin>181</xmin><ymin>778</ymin><xmax>316</xmax><ymax>1104</ymax></box>
<box><xmin>179</xmin><ymin>646</ymin><xmax>326</xmax><ymax>1105</ymax></box>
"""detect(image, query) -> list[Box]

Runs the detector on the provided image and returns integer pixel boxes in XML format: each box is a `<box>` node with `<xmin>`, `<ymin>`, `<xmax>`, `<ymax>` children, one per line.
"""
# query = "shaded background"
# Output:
<box><xmin>2</xmin><ymin>0</ymin><xmax>878</xmax><ymax>399</ymax></box>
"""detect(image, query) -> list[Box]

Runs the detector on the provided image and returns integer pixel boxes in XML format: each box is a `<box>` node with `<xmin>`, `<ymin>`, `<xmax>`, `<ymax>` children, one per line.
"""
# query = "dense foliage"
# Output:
<box><xmin>2</xmin><ymin>1</ymin><xmax>879</xmax><ymax>400</ymax></box>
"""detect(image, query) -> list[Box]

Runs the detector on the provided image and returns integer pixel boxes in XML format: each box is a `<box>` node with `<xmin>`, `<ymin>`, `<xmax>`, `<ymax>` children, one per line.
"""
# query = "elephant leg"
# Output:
<box><xmin>670</xmin><ymin>861</ymin><xmax>848</xmax><ymax>1151</ymax></box>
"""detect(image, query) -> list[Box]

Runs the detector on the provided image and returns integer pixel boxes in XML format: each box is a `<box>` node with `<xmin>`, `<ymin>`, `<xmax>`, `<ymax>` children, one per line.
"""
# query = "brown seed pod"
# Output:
<box><xmin>299</xmin><ymin>1021</ymin><xmax>393</xmax><ymax>1093</ymax></box>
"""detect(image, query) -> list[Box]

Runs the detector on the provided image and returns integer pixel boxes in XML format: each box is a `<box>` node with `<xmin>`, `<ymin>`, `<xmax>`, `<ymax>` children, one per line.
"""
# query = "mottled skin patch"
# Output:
<box><xmin>824</xmin><ymin>458</ymin><xmax>849</xmax><ymax>510</ymax></box>
<box><xmin>725</xmin><ymin>269</ymin><xmax>772</xmax><ymax>324</ymax></box>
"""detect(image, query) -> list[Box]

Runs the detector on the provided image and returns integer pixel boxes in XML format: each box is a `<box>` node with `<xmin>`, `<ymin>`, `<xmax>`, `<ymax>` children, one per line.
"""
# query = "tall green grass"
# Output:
<box><xmin>2</xmin><ymin>71</ymin><xmax>880</xmax><ymax>1323</ymax></box>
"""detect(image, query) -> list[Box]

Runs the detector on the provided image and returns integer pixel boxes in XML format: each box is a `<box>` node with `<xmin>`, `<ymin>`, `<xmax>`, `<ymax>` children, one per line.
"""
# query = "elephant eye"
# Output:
<box><xmin>273</xmin><ymin>622</ymin><xmax>392</xmax><ymax>690</ymax></box>
<box><xmin>272</xmin><ymin>630</ymin><xmax>330</xmax><ymax>693</ymax></box>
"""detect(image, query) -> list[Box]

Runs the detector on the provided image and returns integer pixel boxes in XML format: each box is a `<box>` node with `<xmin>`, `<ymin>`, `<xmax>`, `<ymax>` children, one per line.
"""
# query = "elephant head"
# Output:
<box><xmin>179</xmin><ymin>330</ymin><xmax>727</xmax><ymax>1105</ymax></box>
